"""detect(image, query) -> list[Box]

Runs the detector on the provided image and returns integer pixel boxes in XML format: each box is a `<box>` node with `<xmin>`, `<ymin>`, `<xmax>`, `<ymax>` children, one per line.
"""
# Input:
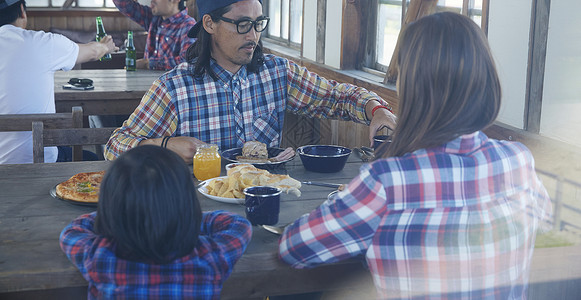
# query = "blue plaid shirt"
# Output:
<box><xmin>105</xmin><ymin>55</ymin><xmax>386</xmax><ymax>160</ymax></box>
<box><xmin>60</xmin><ymin>210</ymin><xmax>251</xmax><ymax>299</ymax></box>
<box><xmin>112</xmin><ymin>0</ymin><xmax>196</xmax><ymax>70</ymax></box>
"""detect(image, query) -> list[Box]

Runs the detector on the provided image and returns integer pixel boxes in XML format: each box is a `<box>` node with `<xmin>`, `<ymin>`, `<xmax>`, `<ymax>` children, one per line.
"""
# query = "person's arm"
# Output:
<box><xmin>76</xmin><ymin>35</ymin><xmax>117</xmax><ymax>65</ymax></box>
<box><xmin>103</xmin><ymin>79</ymin><xmax>204</xmax><ymax>162</ymax></box>
<box><xmin>279</xmin><ymin>164</ymin><xmax>387</xmax><ymax>268</ymax></box>
<box><xmin>284</xmin><ymin>59</ymin><xmax>397</xmax><ymax>144</ymax></box>
<box><xmin>200</xmin><ymin>210</ymin><xmax>252</xmax><ymax>272</ymax></box>
<box><xmin>104</xmin><ymin>79</ymin><xmax>177</xmax><ymax>160</ymax></box>
<box><xmin>147</xmin><ymin>18</ymin><xmax>197</xmax><ymax>70</ymax></box>
<box><xmin>59</xmin><ymin>212</ymin><xmax>99</xmax><ymax>278</ymax></box>
<box><xmin>112</xmin><ymin>0</ymin><xmax>153</xmax><ymax>30</ymax></box>
<box><xmin>365</xmin><ymin>99</ymin><xmax>398</xmax><ymax>145</ymax></box>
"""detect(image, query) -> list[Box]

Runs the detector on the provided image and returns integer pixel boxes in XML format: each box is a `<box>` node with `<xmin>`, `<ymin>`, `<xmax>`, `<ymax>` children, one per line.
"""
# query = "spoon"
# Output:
<box><xmin>262</xmin><ymin>224</ymin><xmax>286</xmax><ymax>235</ymax></box>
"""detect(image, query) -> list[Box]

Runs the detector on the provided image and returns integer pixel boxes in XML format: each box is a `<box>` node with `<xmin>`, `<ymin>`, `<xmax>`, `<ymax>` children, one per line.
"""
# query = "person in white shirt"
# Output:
<box><xmin>0</xmin><ymin>0</ymin><xmax>117</xmax><ymax>164</ymax></box>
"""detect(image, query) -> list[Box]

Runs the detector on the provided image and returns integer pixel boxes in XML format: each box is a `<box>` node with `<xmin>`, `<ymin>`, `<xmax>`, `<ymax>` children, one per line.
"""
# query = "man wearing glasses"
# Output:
<box><xmin>105</xmin><ymin>0</ymin><xmax>397</xmax><ymax>164</ymax></box>
<box><xmin>112</xmin><ymin>0</ymin><xmax>196</xmax><ymax>70</ymax></box>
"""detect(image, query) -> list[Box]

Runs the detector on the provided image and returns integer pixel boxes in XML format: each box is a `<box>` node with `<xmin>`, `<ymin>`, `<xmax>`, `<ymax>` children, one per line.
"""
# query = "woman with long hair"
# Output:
<box><xmin>279</xmin><ymin>12</ymin><xmax>552</xmax><ymax>299</ymax></box>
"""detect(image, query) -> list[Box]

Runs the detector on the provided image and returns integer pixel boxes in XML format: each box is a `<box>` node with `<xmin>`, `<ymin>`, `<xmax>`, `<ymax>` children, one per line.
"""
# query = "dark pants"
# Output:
<box><xmin>56</xmin><ymin>146</ymin><xmax>99</xmax><ymax>162</ymax></box>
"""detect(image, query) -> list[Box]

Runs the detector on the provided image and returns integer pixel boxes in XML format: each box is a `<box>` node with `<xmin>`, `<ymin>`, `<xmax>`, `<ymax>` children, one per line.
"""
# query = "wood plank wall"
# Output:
<box><xmin>26</xmin><ymin>9</ymin><xmax>142</xmax><ymax>32</ymax></box>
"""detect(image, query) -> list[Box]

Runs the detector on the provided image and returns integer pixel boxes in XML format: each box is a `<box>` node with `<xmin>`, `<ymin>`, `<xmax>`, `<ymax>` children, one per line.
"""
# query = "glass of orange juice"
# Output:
<box><xmin>193</xmin><ymin>144</ymin><xmax>221</xmax><ymax>181</ymax></box>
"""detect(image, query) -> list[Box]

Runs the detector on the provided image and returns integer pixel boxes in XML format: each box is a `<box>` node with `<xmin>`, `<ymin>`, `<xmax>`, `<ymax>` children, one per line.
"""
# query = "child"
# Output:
<box><xmin>60</xmin><ymin>145</ymin><xmax>252</xmax><ymax>299</ymax></box>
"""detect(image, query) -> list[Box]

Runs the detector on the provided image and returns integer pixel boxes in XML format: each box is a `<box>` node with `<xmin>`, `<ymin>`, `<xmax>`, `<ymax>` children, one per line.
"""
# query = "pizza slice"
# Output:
<box><xmin>56</xmin><ymin>171</ymin><xmax>105</xmax><ymax>203</ymax></box>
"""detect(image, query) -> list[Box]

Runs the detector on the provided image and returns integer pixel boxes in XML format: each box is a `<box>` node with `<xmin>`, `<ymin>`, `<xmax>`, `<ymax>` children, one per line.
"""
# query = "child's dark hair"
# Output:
<box><xmin>95</xmin><ymin>145</ymin><xmax>202</xmax><ymax>264</ymax></box>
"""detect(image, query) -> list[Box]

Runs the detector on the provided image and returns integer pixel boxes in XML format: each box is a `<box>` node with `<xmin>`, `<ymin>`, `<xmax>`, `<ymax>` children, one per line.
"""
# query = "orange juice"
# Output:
<box><xmin>193</xmin><ymin>144</ymin><xmax>221</xmax><ymax>181</ymax></box>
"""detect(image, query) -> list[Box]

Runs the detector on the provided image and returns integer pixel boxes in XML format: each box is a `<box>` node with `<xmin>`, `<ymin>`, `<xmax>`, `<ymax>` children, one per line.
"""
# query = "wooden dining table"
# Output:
<box><xmin>0</xmin><ymin>155</ymin><xmax>374</xmax><ymax>299</ymax></box>
<box><xmin>54</xmin><ymin>69</ymin><xmax>165</xmax><ymax>116</ymax></box>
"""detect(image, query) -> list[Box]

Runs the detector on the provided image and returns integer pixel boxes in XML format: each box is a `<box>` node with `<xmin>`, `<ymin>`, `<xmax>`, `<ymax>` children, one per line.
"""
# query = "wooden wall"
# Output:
<box><xmin>26</xmin><ymin>9</ymin><xmax>142</xmax><ymax>32</ymax></box>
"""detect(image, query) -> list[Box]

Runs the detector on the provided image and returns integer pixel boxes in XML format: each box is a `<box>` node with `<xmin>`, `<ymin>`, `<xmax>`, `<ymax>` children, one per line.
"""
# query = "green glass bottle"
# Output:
<box><xmin>95</xmin><ymin>16</ymin><xmax>112</xmax><ymax>61</ymax></box>
<box><xmin>125</xmin><ymin>31</ymin><xmax>136</xmax><ymax>71</ymax></box>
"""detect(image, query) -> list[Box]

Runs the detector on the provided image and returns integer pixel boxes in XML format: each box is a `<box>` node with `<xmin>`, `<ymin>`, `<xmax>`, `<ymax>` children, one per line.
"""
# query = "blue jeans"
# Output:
<box><xmin>56</xmin><ymin>146</ymin><xmax>99</xmax><ymax>162</ymax></box>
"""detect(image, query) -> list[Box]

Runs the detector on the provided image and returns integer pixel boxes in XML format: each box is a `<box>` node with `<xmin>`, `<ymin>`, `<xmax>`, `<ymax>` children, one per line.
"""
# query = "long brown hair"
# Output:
<box><xmin>380</xmin><ymin>12</ymin><xmax>501</xmax><ymax>158</ymax></box>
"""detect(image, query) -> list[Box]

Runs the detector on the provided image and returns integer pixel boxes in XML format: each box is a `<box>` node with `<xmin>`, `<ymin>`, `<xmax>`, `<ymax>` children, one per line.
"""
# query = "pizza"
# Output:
<box><xmin>56</xmin><ymin>171</ymin><xmax>105</xmax><ymax>203</ymax></box>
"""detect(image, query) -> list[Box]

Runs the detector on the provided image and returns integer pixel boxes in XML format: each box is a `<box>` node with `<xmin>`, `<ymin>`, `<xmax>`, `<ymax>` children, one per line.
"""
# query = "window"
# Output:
<box><xmin>369</xmin><ymin>0</ymin><xmax>486</xmax><ymax>73</ymax></box>
<box><xmin>26</xmin><ymin>0</ymin><xmax>115</xmax><ymax>8</ymax></box>
<box><xmin>263</xmin><ymin>0</ymin><xmax>303</xmax><ymax>49</ymax></box>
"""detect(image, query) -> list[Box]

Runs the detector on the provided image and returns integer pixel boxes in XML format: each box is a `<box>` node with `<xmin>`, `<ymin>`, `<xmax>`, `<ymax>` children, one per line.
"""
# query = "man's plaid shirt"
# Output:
<box><xmin>279</xmin><ymin>132</ymin><xmax>552</xmax><ymax>299</ymax></box>
<box><xmin>105</xmin><ymin>54</ymin><xmax>385</xmax><ymax>160</ymax></box>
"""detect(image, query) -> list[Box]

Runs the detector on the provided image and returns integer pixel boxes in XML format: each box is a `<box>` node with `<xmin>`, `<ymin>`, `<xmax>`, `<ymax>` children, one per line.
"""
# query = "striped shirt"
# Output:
<box><xmin>112</xmin><ymin>0</ymin><xmax>196</xmax><ymax>70</ymax></box>
<box><xmin>105</xmin><ymin>55</ymin><xmax>385</xmax><ymax>160</ymax></box>
<box><xmin>60</xmin><ymin>210</ymin><xmax>252</xmax><ymax>299</ymax></box>
<box><xmin>279</xmin><ymin>132</ymin><xmax>552</xmax><ymax>299</ymax></box>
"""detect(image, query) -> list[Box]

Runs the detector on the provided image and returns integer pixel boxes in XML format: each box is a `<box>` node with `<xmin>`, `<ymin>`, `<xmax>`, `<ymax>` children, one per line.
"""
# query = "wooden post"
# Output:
<box><xmin>340</xmin><ymin>0</ymin><xmax>369</xmax><ymax>69</ymax></box>
<box><xmin>383</xmin><ymin>0</ymin><xmax>438</xmax><ymax>84</ymax></box>
<box><xmin>525</xmin><ymin>0</ymin><xmax>551</xmax><ymax>133</ymax></box>
<box><xmin>316</xmin><ymin>0</ymin><xmax>327</xmax><ymax>64</ymax></box>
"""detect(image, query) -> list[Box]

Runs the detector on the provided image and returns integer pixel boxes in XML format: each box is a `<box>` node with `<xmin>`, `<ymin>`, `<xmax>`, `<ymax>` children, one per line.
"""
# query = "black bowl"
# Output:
<box><xmin>373</xmin><ymin>135</ymin><xmax>392</xmax><ymax>149</ymax></box>
<box><xmin>297</xmin><ymin>145</ymin><xmax>351</xmax><ymax>173</ymax></box>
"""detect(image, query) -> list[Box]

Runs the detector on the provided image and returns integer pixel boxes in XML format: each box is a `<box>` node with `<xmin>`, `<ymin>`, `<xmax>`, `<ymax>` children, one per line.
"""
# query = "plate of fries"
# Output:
<box><xmin>197</xmin><ymin>164</ymin><xmax>302</xmax><ymax>204</ymax></box>
<box><xmin>198</xmin><ymin>176</ymin><xmax>244</xmax><ymax>204</ymax></box>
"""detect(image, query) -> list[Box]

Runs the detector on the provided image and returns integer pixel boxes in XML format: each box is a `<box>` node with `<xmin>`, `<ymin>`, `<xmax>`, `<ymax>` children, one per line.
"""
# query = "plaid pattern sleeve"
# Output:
<box><xmin>112</xmin><ymin>0</ymin><xmax>196</xmax><ymax>70</ymax></box>
<box><xmin>105</xmin><ymin>55</ymin><xmax>390</xmax><ymax>159</ymax></box>
<box><xmin>145</xmin><ymin>11</ymin><xmax>196</xmax><ymax>71</ymax></box>
<box><xmin>279</xmin><ymin>132</ymin><xmax>552</xmax><ymax>299</ymax></box>
<box><xmin>104</xmin><ymin>76</ymin><xmax>179</xmax><ymax>160</ymax></box>
<box><xmin>59</xmin><ymin>211</ymin><xmax>252</xmax><ymax>299</ymax></box>
<box><xmin>285</xmin><ymin>59</ymin><xmax>389</xmax><ymax>124</ymax></box>
<box><xmin>112</xmin><ymin>0</ymin><xmax>154</xmax><ymax>30</ymax></box>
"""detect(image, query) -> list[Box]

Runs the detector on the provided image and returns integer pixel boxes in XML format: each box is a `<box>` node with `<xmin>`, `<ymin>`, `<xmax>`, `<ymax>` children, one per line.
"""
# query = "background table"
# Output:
<box><xmin>54</xmin><ymin>69</ymin><xmax>165</xmax><ymax>116</ymax></box>
<box><xmin>0</xmin><ymin>156</ymin><xmax>373</xmax><ymax>299</ymax></box>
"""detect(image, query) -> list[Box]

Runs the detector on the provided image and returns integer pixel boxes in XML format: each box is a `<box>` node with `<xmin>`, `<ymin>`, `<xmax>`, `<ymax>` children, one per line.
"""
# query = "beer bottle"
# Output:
<box><xmin>125</xmin><ymin>31</ymin><xmax>136</xmax><ymax>71</ymax></box>
<box><xmin>95</xmin><ymin>16</ymin><xmax>112</xmax><ymax>61</ymax></box>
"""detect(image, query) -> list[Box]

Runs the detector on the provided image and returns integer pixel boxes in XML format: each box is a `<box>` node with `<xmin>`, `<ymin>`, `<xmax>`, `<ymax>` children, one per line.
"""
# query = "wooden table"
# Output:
<box><xmin>0</xmin><ymin>156</ymin><xmax>373</xmax><ymax>299</ymax></box>
<box><xmin>54</xmin><ymin>69</ymin><xmax>165</xmax><ymax>116</ymax></box>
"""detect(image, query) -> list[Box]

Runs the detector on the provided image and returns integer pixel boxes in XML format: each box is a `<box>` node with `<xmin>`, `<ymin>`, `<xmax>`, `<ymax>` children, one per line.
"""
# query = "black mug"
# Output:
<box><xmin>243</xmin><ymin>186</ymin><xmax>281</xmax><ymax>225</ymax></box>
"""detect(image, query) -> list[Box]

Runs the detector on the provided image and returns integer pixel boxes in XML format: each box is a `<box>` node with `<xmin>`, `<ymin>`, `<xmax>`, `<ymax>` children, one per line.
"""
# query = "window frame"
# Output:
<box><xmin>364</xmin><ymin>0</ymin><xmax>489</xmax><ymax>73</ymax></box>
<box><xmin>261</xmin><ymin>0</ymin><xmax>303</xmax><ymax>51</ymax></box>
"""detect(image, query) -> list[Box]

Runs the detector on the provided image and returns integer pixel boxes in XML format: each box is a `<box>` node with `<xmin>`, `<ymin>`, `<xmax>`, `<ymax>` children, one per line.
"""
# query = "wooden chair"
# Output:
<box><xmin>0</xmin><ymin>106</ymin><xmax>83</xmax><ymax>132</ymax></box>
<box><xmin>0</xmin><ymin>106</ymin><xmax>84</xmax><ymax>163</ymax></box>
<box><xmin>32</xmin><ymin>123</ymin><xmax>116</xmax><ymax>163</ymax></box>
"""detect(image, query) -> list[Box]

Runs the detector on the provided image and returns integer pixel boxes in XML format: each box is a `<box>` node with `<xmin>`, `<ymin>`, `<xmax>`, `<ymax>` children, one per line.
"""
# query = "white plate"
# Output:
<box><xmin>198</xmin><ymin>176</ymin><xmax>244</xmax><ymax>204</ymax></box>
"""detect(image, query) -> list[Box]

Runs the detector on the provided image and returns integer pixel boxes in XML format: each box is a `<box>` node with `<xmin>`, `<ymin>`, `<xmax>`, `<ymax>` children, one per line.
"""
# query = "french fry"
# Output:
<box><xmin>205</xmin><ymin>164</ymin><xmax>302</xmax><ymax>198</ymax></box>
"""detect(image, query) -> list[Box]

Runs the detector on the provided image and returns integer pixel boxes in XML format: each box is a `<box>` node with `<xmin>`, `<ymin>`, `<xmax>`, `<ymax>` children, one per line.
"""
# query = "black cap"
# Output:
<box><xmin>187</xmin><ymin>0</ymin><xmax>262</xmax><ymax>38</ymax></box>
<box><xmin>0</xmin><ymin>0</ymin><xmax>20</xmax><ymax>9</ymax></box>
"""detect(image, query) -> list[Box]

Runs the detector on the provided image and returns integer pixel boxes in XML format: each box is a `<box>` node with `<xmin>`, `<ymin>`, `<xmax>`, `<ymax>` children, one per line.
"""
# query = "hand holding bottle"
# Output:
<box><xmin>97</xmin><ymin>35</ymin><xmax>118</xmax><ymax>55</ymax></box>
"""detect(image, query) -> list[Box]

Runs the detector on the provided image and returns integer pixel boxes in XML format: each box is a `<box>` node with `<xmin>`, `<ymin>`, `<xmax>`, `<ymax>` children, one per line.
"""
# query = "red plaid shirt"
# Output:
<box><xmin>279</xmin><ymin>132</ymin><xmax>553</xmax><ymax>299</ymax></box>
<box><xmin>113</xmin><ymin>0</ymin><xmax>196</xmax><ymax>70</ymax></box>
<box><xmin>60</xmin><ymin>210</ymin><xmax>251</xmax><ymax>299</ymax></box>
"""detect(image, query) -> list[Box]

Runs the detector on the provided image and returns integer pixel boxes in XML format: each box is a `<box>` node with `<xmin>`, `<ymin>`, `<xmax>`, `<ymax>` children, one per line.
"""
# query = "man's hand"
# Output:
<box><xmin>136</xmin><ymin>58</ymin><xmax>149</xmax><ymax>69</ymax></box>
<box><xmin>98</xmin><ymin>35</ymin><xmax>118</xmax><ymax>54</ymax></box>
<box><xmin>366</xmin><ymin>100</ymin><xmax>397</xmax><ymax>147</ymax></box>
<box><xmin>140</xmin><ymin>136</ymin><xmax>206</xmax><ymax>163</ymax></box>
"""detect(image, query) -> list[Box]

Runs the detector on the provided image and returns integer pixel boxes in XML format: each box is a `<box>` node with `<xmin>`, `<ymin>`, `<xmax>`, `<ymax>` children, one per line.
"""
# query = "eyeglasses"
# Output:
<box><xmin>68</xmin><ymin>78</ymin><xmax>93</xmax><ymax>87</ymax></box>
<box><xmin>217</xmin><ymin>16</ymin><xmax>270</xmax><ymax>34</ymax></box>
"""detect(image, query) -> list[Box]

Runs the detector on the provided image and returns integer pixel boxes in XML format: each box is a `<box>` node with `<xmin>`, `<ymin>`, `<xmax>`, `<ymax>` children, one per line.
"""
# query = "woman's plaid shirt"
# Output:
<box><xmin>279</xmin><ymin>132</ymin><xmax>553</xmax><ymax>299</ymax></box>
<box><xmin>105</xmin><ymin>55</ymin><xmax>384</xmax><ymax>160</ymax></box>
